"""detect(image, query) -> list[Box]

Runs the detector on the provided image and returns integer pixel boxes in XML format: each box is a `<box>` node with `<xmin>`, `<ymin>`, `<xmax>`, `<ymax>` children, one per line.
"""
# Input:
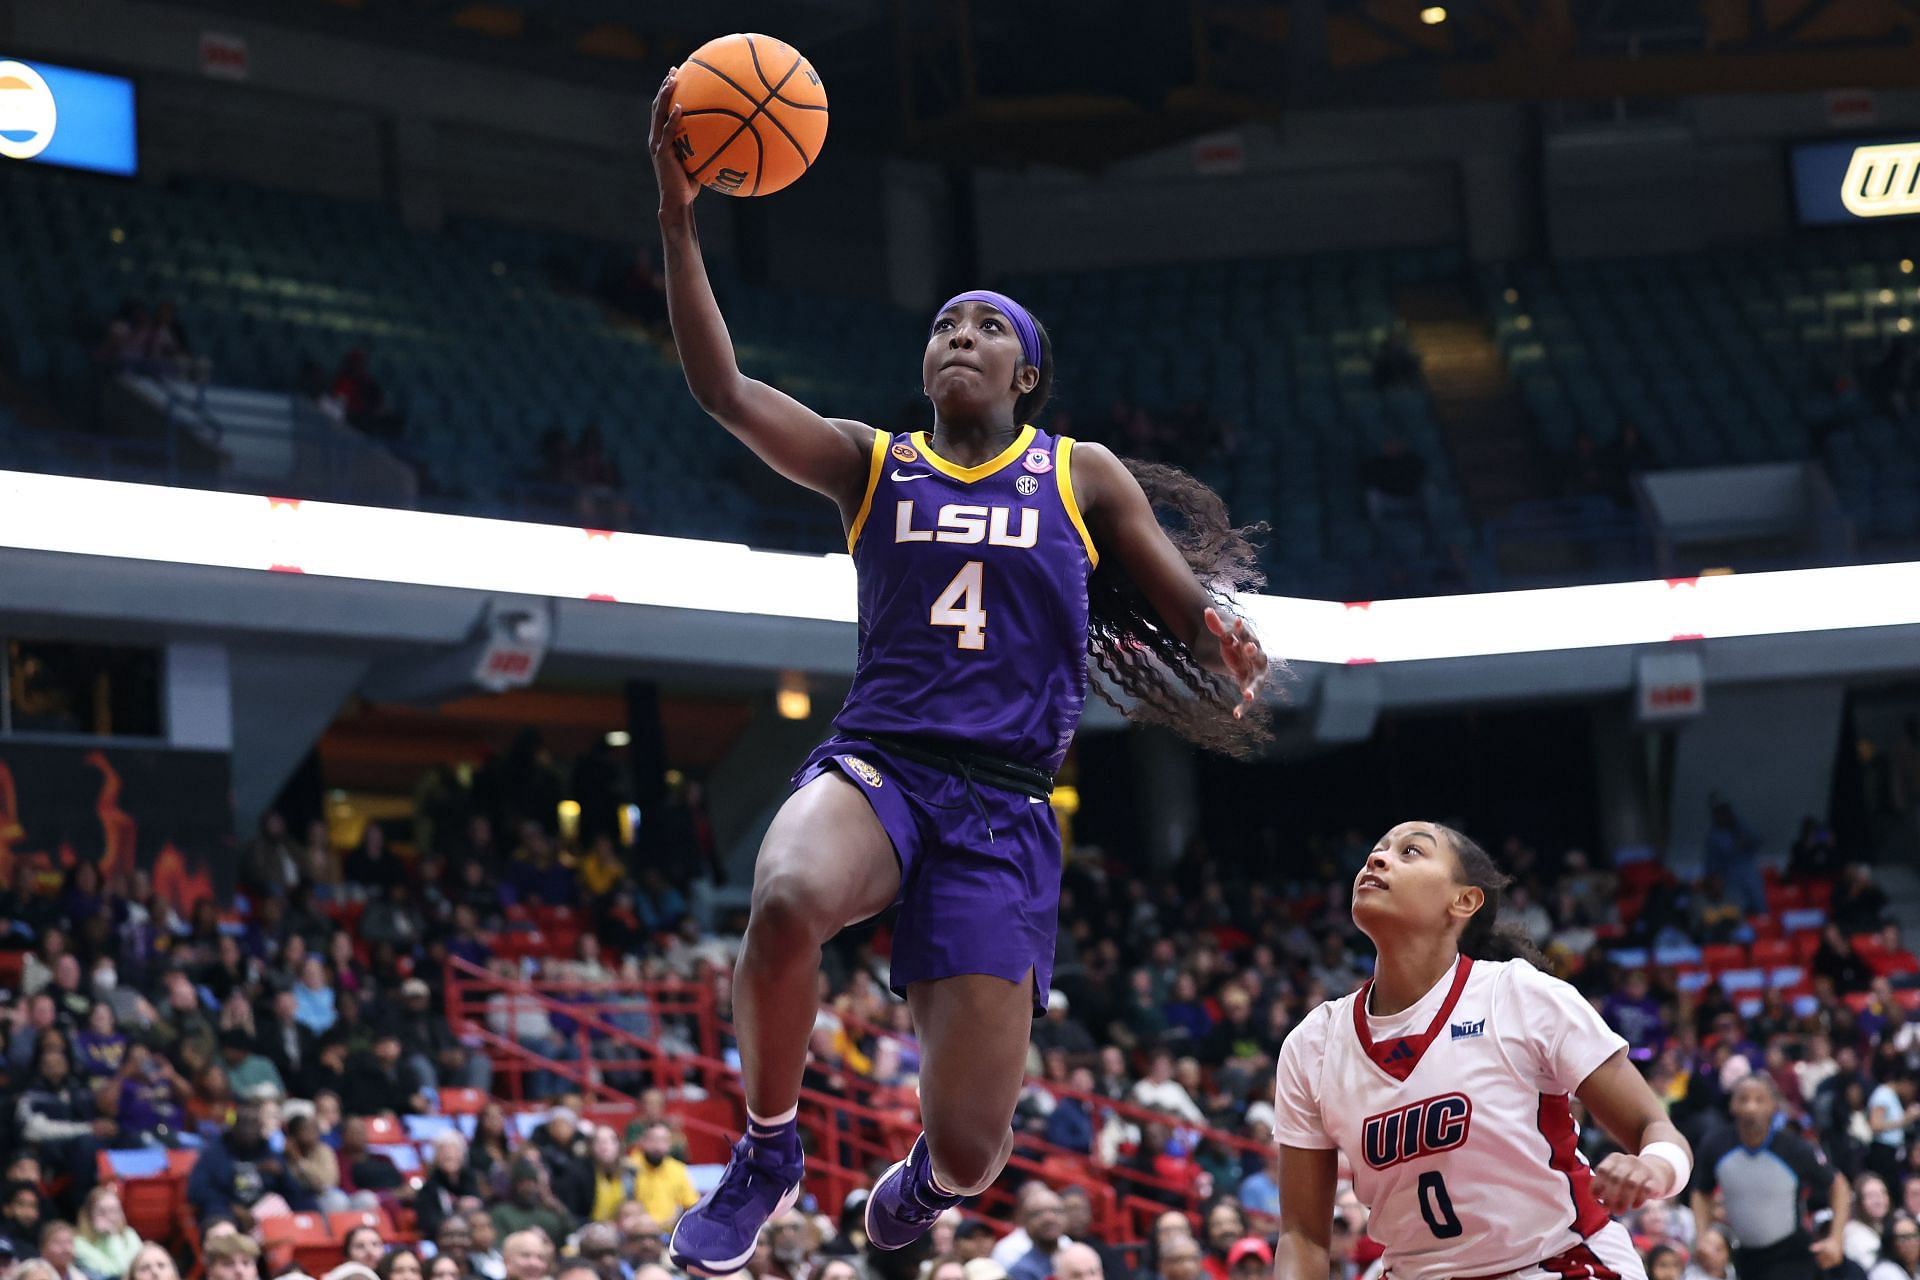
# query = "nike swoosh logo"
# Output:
<box><xmin>891</xmin><ymin>470</ymin><xmax>932</xmax><ymax>482</ymax></box>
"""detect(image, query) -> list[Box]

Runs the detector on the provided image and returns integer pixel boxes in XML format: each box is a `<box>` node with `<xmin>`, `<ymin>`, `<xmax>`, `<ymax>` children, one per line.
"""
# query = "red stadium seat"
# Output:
<box><xmin>119</xmin><ymin>1174</ymin><xmax>185</xmax><ymax>1246</ymax></box>
<box><xmin>1765</xmin><ymin>884</ymin><xmax>1805</xmax><ymax>913</ymax></box>
<box><xmin>438</xmin><ymin>1087</ymin><xmax>487</xmax><ymax>1115</ymax></box>
<box><xmin>1749</xmin><ymin>916</ymin><xmax>1783</xmax><ymax>941</ymax></box>
<box><xmin>1701</xmin><ymin>944</ymin><xmax>1748</xmax><ymax>972</ymax></box>
<box><xmin>364</xmin><ymin>1115</ymin><xmax>406</xmax><ymax>1144</ymax></box>
<box><xmin>1750</xmin><ymin>938</ymin><xmax>1794</xmax><ymax>967</ymax></box>
<box><xmin>1845</xmin><ymin>992</ymin><xmax>1874</xmax><ymax>1013</ymax></box>
<box><xmin>1854</xmin><ymin>933</ymin><xmax>1888</xmax><ymax>955</ymax></box>
<box><xmin>1792</xmin><ymin>932</ymin><xmax>1822</xmax><ymax>962</ymax></box>
<box><xmin>1868</xmin><ymin>950</ymin><xmax>1920</xmax><ymax>978</ymax></box>
<box><xmin>1619</xmin><ymin>862</ymin><xmax>1665</xmax><ymax>895</ymax></box>
<box><xmin>1807</xmin><ymin>881</ymin><xmax>1834</xmax><ymax>909</ymax></box>
<box><xmin>329</xmin><ymin>1209</ymin><xmax>397</xmax><ymax>1241</ymax></box>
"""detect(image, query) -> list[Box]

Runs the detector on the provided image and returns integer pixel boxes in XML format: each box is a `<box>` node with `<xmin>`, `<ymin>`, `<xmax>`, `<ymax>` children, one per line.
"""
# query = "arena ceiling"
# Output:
<box><xmin>161</xmin><ymin>1</ymin><xmax>1920</xmax><ymax>166</ymax></box>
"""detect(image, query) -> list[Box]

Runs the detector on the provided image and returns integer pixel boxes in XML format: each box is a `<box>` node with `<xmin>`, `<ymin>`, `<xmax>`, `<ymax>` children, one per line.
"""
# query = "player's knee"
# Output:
<box><xmin>924</xmin><ymin>1125</ymin><xmax>1007</xmax><ymax>1196</ymax></box>
<box><xmin>746</xmin><ymin>868</ymin><xmax>839</xmax><ymax>949</ymax></box>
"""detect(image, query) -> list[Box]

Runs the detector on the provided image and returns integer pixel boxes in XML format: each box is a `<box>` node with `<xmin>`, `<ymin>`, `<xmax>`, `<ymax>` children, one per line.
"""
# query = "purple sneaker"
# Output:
<box><xmin>668</xmin><ymin>1134</ymin><xmax>804</xmax><ymax>1276</ymax></box>
<box><xmin>865</xmin><ymin>1133</ymin><xmax>962</xmax><ymax>1251</ymax></box>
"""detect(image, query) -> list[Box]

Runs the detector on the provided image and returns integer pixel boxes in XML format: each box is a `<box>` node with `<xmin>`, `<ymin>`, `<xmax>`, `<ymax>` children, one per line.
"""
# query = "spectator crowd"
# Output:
<box><xmin>1</xmin><ymin>734</ymin><xmax>1915</xmax><ymax>1280</ymax></box>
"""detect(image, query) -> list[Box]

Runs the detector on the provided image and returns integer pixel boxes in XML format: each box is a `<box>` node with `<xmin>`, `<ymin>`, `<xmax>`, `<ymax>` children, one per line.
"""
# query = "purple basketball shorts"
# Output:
<box><xmin>791</xmin><ymin>736</ymin><xmax>1058</xmax><ymax>1015</ymax></box>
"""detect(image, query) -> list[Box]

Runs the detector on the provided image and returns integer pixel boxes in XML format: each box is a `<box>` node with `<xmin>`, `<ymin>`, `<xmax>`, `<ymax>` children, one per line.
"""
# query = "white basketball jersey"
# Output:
<box><xmin>1273</xmin><ymin>957</ymin><xmax>1629</xmax><ymax>1280</ymax></box>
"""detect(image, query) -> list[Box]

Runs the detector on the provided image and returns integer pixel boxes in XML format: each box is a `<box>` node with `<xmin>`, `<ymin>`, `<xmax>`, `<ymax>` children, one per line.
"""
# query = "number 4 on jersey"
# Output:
<box><xmin>931</xmin><ymin>560</ymin><xmax>987</xmax><ymax>650</ymax></box>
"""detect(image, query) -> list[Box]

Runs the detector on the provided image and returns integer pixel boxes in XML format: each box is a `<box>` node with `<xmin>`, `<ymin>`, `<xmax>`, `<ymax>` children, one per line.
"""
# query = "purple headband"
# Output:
<box><xmin>934</xmin><ymin>290</ymin><xmax>1042</xmax><ymax>370</ymax></box>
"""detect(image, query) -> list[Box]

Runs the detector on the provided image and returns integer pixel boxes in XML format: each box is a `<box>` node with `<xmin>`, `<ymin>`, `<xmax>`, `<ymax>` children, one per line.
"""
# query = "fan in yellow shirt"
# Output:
<box><xmin>628</xmin><ymin>1122</ymin><xmax>700</xmax><ymax>1225</ymax></box>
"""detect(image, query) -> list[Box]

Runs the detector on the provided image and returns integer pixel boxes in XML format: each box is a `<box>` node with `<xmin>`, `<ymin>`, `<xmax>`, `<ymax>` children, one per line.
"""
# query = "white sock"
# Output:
<box><xmin>748</xmin><ymin>1105</ymin><xmax>798</xmax><ymax>1130</ymax></box>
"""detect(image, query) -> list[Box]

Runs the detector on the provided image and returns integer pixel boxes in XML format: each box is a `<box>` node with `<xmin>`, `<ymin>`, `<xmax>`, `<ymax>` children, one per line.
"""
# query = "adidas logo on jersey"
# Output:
<box><xmin>1449</xmin><ymin>1019</ymin><xmax>1485</xmax><ymax>1040</ymax></box>
<box><xmin>1384</xmin><ymin>1039</ymin><xmax>1416</xmax><ymax>1063</ymax></box>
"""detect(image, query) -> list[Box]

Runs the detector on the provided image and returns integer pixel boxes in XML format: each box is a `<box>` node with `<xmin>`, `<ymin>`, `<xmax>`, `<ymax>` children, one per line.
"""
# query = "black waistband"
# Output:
<box><xmin>864</xmin><ymin>733</ymin><xmax>1055</xmax><ymax>801</ymax></box>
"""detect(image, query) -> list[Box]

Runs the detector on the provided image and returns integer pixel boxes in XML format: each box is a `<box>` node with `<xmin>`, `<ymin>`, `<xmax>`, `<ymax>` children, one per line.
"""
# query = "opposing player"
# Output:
<box><xmin>645</xmin><ymin>70</ymin><xmax>1273</xmax><ymax>1276</ymax></box>
<box><xmin>1273</xmin><ymin>822</ymin><xmax>1693</xmax><ymax>1280</ymax></box>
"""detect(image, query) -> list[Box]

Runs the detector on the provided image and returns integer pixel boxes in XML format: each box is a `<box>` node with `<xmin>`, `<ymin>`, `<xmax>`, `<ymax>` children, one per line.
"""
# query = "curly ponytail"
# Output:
<box><xmin>1438</xmin><ymin>825</ymin><xmax>1547</xmax><ymax>969</ymax></box>
<box><xmin>1011</xmin><ymin>312</ymin><xmax>1275</xmax><ymax>759</ymax></box>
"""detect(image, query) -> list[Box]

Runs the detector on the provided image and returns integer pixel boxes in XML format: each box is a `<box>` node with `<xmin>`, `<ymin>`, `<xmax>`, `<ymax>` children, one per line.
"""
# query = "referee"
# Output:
<box><xmin>1691</xmin><ymin>1075</ymin><xmax>1851</xmax><ymax>1280</ymax></box>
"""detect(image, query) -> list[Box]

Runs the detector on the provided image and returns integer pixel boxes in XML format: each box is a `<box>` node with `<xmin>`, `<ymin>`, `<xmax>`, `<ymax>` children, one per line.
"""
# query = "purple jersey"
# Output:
<box><xmin>834</xmin><ymin>424</ymin><xmax>1096</xmax><ymax>772</ymax></box>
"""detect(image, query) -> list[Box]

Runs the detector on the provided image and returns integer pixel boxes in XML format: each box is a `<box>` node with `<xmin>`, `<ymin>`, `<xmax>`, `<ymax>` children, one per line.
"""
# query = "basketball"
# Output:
<box><xmin>669</xmin><ymin>33</ymin><xmax>828</xmax><ymax>198</ymax></box>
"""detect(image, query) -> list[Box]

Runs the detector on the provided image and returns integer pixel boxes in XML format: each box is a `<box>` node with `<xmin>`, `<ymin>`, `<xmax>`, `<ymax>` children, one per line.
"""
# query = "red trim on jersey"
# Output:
<box><xmin>1457</xmin><ymin>1242</ymin><xmax>1619</xmax><ymax>1280</ymax></box>
<box><xmin>1537</xmin><ymin>1093</ymin><xmax>1610</xmax><ymax>1237</ymax></box>
<box><xmin>1351</xmin><ymin>955</ymin><xmax>1473</xmax><ymax>1082</ymax></box>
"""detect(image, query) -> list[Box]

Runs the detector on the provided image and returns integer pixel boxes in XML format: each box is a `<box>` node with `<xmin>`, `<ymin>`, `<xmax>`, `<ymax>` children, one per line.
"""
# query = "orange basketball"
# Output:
<box><xmin>670</xmin><ymin>33</ymin><xmax>828</xmax><ymax>198</ymax></box>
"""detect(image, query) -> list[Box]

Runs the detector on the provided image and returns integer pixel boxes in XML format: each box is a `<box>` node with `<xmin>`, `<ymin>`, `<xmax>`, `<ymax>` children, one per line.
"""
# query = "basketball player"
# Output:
<box><xmin>646</xmin><ymin>70</ymin><xmax>1272</xmax><ymax>1275</ymax></box>
<box><xmin>1272</xmin><ymin>822</ymin><xmax>1693</xmax><ymax>1280</ymax></box>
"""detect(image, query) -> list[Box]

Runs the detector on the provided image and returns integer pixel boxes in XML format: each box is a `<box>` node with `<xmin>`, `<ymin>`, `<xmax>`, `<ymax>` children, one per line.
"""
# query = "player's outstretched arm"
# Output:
<box><xmin>1073</xmin><ymin>442</ymin><xmax>1269</xmax><ymax>714</ymax></box>
<box><xmin>1576</xmin><ymin>1049</ymin><xmax>1694</xmax><ymax>1214</ymax></box>
<box><xmin>1272</xmin><ymin>1146</ymin><xmax>1337</xmax><ymax>1280</ymax></box>
<box><xmin>649</xmin><ymin>69</ymin><xmax>872</xmax><ymax>506</ymax></box>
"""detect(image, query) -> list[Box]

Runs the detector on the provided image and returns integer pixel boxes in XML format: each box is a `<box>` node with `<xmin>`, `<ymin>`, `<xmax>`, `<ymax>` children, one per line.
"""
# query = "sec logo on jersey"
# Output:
<box><xmin>844</xmin><ymin>756</ymin><xmax>885</xmax><ymax>788</ymax></box>
<box><xmin>1015</xmin><ymin>474</ymin><xmax>1040</xmax><ymax>496</ymax></box>
<box><xmin>891</xmin><ymin>442</ymin><xmax>919</xmax><ymax>464</ymax></box>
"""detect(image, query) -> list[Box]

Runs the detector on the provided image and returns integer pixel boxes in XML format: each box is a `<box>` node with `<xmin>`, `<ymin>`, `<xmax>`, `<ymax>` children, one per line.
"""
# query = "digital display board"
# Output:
<box><xmin>1793</xmin><ymin>137</ymin><xmax>1920</xmax><ymax>224</ymax></box>
<box><xmin>0</xmin><ymin>57</ymin><xmax>137</xmax><ymax>177</ymax></box>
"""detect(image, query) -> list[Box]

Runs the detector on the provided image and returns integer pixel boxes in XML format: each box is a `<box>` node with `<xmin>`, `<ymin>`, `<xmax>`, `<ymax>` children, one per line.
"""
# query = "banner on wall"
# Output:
<box><xmin>0</xmin><ymin>743</ymin><xmax>232</xmax><ymax>909</ymax></box>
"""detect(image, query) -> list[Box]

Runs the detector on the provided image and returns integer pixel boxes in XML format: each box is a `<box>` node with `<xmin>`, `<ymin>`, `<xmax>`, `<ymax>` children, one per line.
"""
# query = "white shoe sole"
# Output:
<box><xmin>669</xmin><ymin>1179</ymin><xmax>803</xmax><ymax>1276</ymax></box>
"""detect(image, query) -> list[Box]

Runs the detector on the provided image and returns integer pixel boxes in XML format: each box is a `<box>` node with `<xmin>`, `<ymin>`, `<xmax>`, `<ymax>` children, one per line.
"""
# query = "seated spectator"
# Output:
<box><xmin>377</xmin><ymin>1248</ymin><xmax>424</xmax><ymax>1280</ymax></box>
<box><xmin>1643</xmin><ymin>1246</ymin><xmax>1683</xmax><ymax>1280</ymax></box>
<box><xmin>1237</xmin><ymin>1149</ymin><xmax>1280</xmax><ymax>1232</ymax></box>
<box><xmin>345</xmin><ymin>1032</ymin><xmax>426</xmax><ymax>1117</ymax></box>
<box><xmin>1687</xmin><ymin>877</ymin><xmax>1746</xmax><ymax>945</ymax></box>
<box><xmin>502</xmin><ymin>1230</ymin><xmax>556</xmax><ymax>1280</ymax></box>
<box><xmin>1683</xmin><ymin>1227</ymin><xmax>1734</xmax><ymax>1280</ymax></box>
<box><xmin>1853</xmin><ymin>1174</ymin><xmax>1896</xmax><ymax>1269</ymax></box>
<box><xmin>629</xmin><ymin>1123</ymin><xmax>698</xmax><ymax>1228</ymax></box>
<box><xmin>208</xmin><ymin>1234</ymin><xmax>266</xmax><ymax>1280</ymax></box>
<box><xmin>344</xmin><ymin>1224</ymin><xmax>387</xmax><ymax>1271</ymax></box>
<box><xmin>417</xmin><ymin>1131</ymin><xmax>483</xmax><ymax>1240</ymax></box>
<box><xmin>219</xmin><ymin>1029</ymin><xmax>287</xmax><ymax>1102</ymax></box>
<box><xmin>1791</xmin><ymin>819</ymin><xmax>1845</xmax><ymax>882</ymax></box>
<box><xmin>16</xmin><ymin>1036</ymin><xmax>107</xmax><ymax>1199</ymax></box>
<box><xmin>1874</xmin><ymin>1214</ymin><xmax>1920</xmax><ymax>1280</ymax></box>
<box><xmin>1153</xmin><ymin>1232</ymin><xmax>1203</xmax><ymax>1280</ymax></box>
<box><xmin>71</xmin><ymin>1001</ymin><xmax>128</xmax><ymax>1082</ymax></box>
<box><xmin>1818</xmin><ymin>925</ymin><xmax>1876</xmax><ymax>997</ymax></box>
<box><xmin>529</xmin><ymin>1109</ymin><xmax>592</xmax><ymax>1219</ymax></box>
<box><xmin>1359</xmin><ymin>437</ymin><xmax>1428</xmax><ymax>525</ymax></box>
<box><xmin>466</xmin><ymin>1210</ymin><xmax>507</xmax><ymax>1280</ymax></box>
<box><xmin>127</xmin><ymin>1244</ymin><xmax>180</xmax><ymax>1280</ymax></box>
<box><xmin>284</xmin><ymin>1110</ymin><xmax>364</xmax><ymax>1215</ymax></box>
<box><xmin>582</xmin><ymin>1127</ymin><xmax>636</xmax><ymax>1224</ymax></box>
<box><xmin>1838</xmin><ymin>864</ymin><xmax>1894</xmax><ymax>935</ymax></box>
<box><xmin>1058</xmin><ymin>1186</ymin><xmax>1124</xmax><ymax>1280</ymax></box>
<box><xmin>71</xmin><ymin>1187</ymin><xmax>140</xmax><ymax>1280</ymax></box>
<box><xmin>1199</xmin><ymin>1202</ymin><xmax>1248</xmax><ymax>1280</ymax></box>
<box><xmin>490</xmin><ymin>1160</ymin><xmax>572</xmax><ymax>1249</ymax></box>
<box><xmin>293</xmin><ymin>957</ymin><xmax>338</xmax><ymax>1036</ymax></box>
<box><xmin>1601</xmin><ymin>970</ymin><xmax>1667</xmax><ymax>1055</ymax></box>
<box><xmin>187</xmin><ymin>1100</ymin><xmax>310</xmax><ymax>1228</ymax></box>
<box><xmin>469</xmin><ymin>1103</ymin><xmax>517</xmax><ymax>1193</ymax></box>
<box><xmin>1130</xmin><ymin>1051</ymin><xmax>1205</xmax><ymax>1126</ymax></box>
<box><xmin>1033</xmin><ymin>990</ymin><xmax>1096</xmax><ymax>1059</ymax></box>
<box><xmin>37</xmin><ymin>1220</ymin><xmax>85</xmax><ymax>1280</ymax></box>
<box><xmin>339</xmin><ymin>1116</ymin><xmax>406</xmax><ymax>1199</ymax></box>
<box><xmin>615</xmin><ymin>1204</ymin><xmax>669</xmax><ymax>1275</ymax></box>
<box><xmin>1006</xmin><ymin>1187</ymin><xmax>1070</xmax><ymax>1280</ymax></box>
<box><xmin>1224</xmin><ymin>1239</ymin><xmax>1269</xmax><ymax>1280</ymax></box>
